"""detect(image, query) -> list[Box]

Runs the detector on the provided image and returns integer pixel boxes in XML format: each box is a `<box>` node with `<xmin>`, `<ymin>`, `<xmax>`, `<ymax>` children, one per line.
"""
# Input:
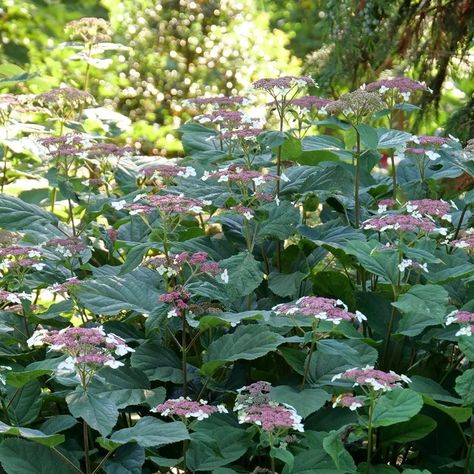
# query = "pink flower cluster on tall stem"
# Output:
<box><xmin>332</xmin><ymin>366</ymin><xmax>411</xmax><ymax>392</ymax></box>
<box><xmin>151</xmin><ymin>397</ymin><xmax>227</xmax><ymax>421</ymax></box>
<box><xmin>272</xmin><ymin>296</ymin><xmax>366</xmax><ymax>325</ymax></box>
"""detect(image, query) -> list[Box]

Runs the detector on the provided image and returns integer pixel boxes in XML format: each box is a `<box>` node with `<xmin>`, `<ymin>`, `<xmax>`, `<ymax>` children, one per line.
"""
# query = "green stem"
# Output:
<box><xmin>366</xmin><ymin>396</ymin><xmax>375</xmax><ymax>472</ymax></box>
<box><xmin>52</xmin><ymin>447</ymin><xmax>84</xmax><ymax>474</ymax></box>
<box><xmin>0</xmin><ymin>397</ymin><xmax>11</xmax><ymax>424</ymax></box>
<box><xmin>389</xmin><ymin>149</ymin><xmax>397</xmax><ymax>199</ymax></box>
<box><xmin>301</xmin><ymin>337</ymin><xmax>316</xmax><ymax>390</ymax></box>
<box><xmin>354</xmin><ymin>129</ymin><xmax>361</xmax><ymax>228</ymax></box>
<box><xmin>182</xmin><ymin>438</ymin><xmax>189</xmax><ymax>474</ymax></box>
<box><xmin>83</xmin><ymin>421</ymin><xmax>91</xmax><ymax>474</ymax></box>
<box><xmin>1</xmin><ymin>146</ymin><xmax>8</xmax><ymax>193</ymax></box>
<box><xmin>91</xmin><ymin>449</ymin><xmax>115</xmax><ymax>474</ymax></box>
<box><xmin>50</xmin><ymin>187</ymin><xmax>57</xmax><ymax>213</ymax></box>
<box><xmin>182</xmin><ymin>316</ymin><xmax>188</xmax><ymax>397</ymax></box>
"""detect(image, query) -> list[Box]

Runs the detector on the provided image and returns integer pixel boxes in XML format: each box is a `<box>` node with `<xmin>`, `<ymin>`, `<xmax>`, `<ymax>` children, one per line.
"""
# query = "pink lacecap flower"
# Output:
<box><xmin>184</xmin><ymin>96</ymin><xmax>249</xmax><ymax>108</ymax></box>
<box><xmin>332</xmin><ymin>394</ymin><xmax>365</xmax><ymax>410</ymax></box>
<box><xmin>202</xmin><ymin>166</ymin><xmax>275</xmax><ymax>184</ymax></box>
<box><xmin>220</xmin><ymin>128</ymin><xmax>264</xmax><ymax>140</ymax></box>
<box><xmin>238</xmin><ymin>403</ymin><xmax>304</xmax><ymax>432</ymax></box>
<box><xmin>378</xmin><ymin>199</ymin><xmax>396</xmax><ymax>209</ymax></box>
<box><xmin>410</xmin><ymin>135</ymin><xmax>449</xmax><ymax>146</ymax></box>
<box><xmin>152</xmin><ymin>397</ymin><xmax>227</xmax><ymax>420</ymax></box>
<box><xmin>272</xmin><ymin>296</ymin><xmax>366</xmax><ymax>325</ymax></box>
<box><xmin>252</xmin><ymin>76</ymin><xmax>315</xmax><ymax>91</ymax></box>
<box><xmin>365</xmin><ymin>77</ymin><xmax>429</xmax><ymax>93</ymax></box>
<box><xmin>406</xmin><ymin>199</ymin><xmax>450</xmax><ymax>218</ymax></box>
<box><xmin>405</xmin><ymin>147</ymin><xmax>426</xmax><ymax>155</ymax></box>
<box><xmin>46</xmin><ymin>238</ymin><xmax>87</xmax><ymax>254</ymax></box>
<box><xmin>159</xmin><ymin>286</ymin><xmax>191</xmax><ymax>317</ymax></box>
<box><xmin>362</xmin><ymin>214</ymin><xmax>437</xmax><ymax>232</ymax></box>
<box><xmin>332</xmin><ymin>366</ymin><xmax>411</xmax><ymax>391</ymax></box>
<box><xmin>446</xmin><ymin>310</ymin><xmax>474</xmax><ymax>326</ymax></box>
<box><xmin>290</xmin><ymin>95</ymin><xmax>332</xmax><ymax>110</ymax></box>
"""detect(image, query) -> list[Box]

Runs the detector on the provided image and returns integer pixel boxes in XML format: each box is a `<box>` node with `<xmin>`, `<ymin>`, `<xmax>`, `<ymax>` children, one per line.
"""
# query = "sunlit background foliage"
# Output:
<box><xmin>0</xmin><ymin>0</ymin><xmax>473</xmax><ymax>147</ymax></box>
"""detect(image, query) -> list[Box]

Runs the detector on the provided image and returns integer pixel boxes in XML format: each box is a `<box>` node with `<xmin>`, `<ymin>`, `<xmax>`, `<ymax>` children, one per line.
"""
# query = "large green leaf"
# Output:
<box><xmin>0</xmin><ymin>439</ymin><xmax>78</xmax><ymax>474</ymax></box>
<box><xmin>0</xmin><ymin>421</ymin><xmax>64</xmax><ymax>447</ymax></box>
<box><xmin>6</xmin><ymin>380</ymin><xmax>42</xmax><ymax>426</ymax></box>
<box><xmin>66</xmin><ymin>387</ymin><xmax>119</xmax><ymax>437</ymax></box>
<box><xmin>0</xmin><ymin>194</ymin><xmax>61</xmax><ymax>237</ymax></box>
<box><xmin>131</xmin><ymin>339</ymin><xmax>183</xmax><ymax>383</ymax></box>
<box><xmin>372</xmin><ymin>389</ymin><xmax>423</xmax><ymax>427</ymax></box>
<box><xmin>379</xmin><ymin>414</ymin><xmax>437</xmax><ymax>445</ymax></box>
<box><xmin>89</xmin><ymin>366</ymin><xmax>165</xmax><ymax>409</ymax></box>
<box><xmin>104</xmin><ymin>443</ymin><xmax>145</xmax><ymax>474</ymax></box>
<box><xmin>109</xmin><ymin>417</ymin><xmax>189</xmax><ymax>447</ymax></box>
<box><xmin>393</xmin><ymin>284</ymin><xmax>449</xmax><ymax>336</ymax></box>
<box><xmin>257</xmin><ymin>201</ymin><xmax>300</xmax><ymax>240</ymax></box>
<box><xmin>455</xmin><ymin>369</ymin><xmax>474</xmax><ymax>405</ymax></box>
<box><xmin>270</xmin><ymin>386</ymin><xmax>330</xmax><ymax>418</ymax></box>
<box><xmin>76</xmin><ymin>268</ymin><xmax>161</xmax><ymax>315</ymax></box>
<box><xmin>219</xmin><ymin>252</ymin><xmax>263</xmax><ymax>300</ymax></box>
<box><xmin>202</xmin><ymin>324</ymin><xmax>285</xmax><ymax>376</ymax></box>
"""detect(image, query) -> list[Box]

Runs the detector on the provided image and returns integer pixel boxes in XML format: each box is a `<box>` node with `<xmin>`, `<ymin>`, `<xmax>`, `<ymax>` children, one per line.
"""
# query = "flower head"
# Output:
<box><xmin>365</xmin><ymin>77</ymin><xmax>430</xmax><ymax>94</ymax></box>
<box><xmin>272</xmin><ymin>296</ymin><xmax>366</xmax><ymax>325</ymax></box>
<box><xmin>326</xmin><ymin>89</ymin><xmax>384</xmax><ymax>120</ymax></box>
<box><xmin>332</xmin><ymin>366</ymin><xmax>411</xmax><ymax>392</ymax></box>
<box><xmin>34</xmin><ymin>87</ymin><xmax>95</xmax><ymax>119</ymax></box>
<box><xmin>362</xmin><ymin>214</ymin><xmax>437</xmax><ymax>233</ymax></box>
<box><xmin>66</xmin><ymin>17</ymin><xmax>112</xmax><ymax>44</ymax></box>
<box><xmin>151</xmin><ymin>397</ymin><xmax>227</xmax><ymax>421</ymax></box>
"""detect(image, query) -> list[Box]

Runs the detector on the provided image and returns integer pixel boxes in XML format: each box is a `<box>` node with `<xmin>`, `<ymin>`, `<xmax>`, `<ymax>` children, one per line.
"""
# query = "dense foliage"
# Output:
<box><xmin>1</xmin><ymin>14</ymin><xmax>474</xmax><ymax>474</ymax></box>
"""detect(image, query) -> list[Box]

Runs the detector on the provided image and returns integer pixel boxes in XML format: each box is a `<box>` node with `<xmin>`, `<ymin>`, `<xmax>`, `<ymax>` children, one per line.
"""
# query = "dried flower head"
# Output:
<box><xmin>365</xmin><ymin>77</ymin><xmax>430</xmax><ymax>94</ymax></box>
<box><xmin>66</xmin><ymin>17</ymin><xmax>112</xmax><ymax>44</ymax></box>
<box><xmin>34</xmin><ymin>87</ymin><xmax>95</xmax><ymax>119</ymax></box>
<box><xmin>326</xmin><ymin>89</ymin><xmax>384</xmax><ymax>120</ymax></box>
<box><xmin>252</xmin><ymin>76</ymin><xmax>315</xmax><ymax>93</ymax></box>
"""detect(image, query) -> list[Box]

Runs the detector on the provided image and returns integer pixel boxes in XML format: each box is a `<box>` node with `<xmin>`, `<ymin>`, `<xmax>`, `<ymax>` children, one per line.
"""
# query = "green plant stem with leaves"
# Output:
<box><xmin>354</xmin><ymin>127</ymin><xmax>362</xmax><ymax>228</ymax></box>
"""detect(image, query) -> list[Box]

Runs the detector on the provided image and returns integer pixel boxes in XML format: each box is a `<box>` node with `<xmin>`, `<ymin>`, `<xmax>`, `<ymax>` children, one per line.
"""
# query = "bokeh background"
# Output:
<box><xmin>1</xmin><ymin>0</ymin><xmax>473</xmax><ymax>153</ymax></box>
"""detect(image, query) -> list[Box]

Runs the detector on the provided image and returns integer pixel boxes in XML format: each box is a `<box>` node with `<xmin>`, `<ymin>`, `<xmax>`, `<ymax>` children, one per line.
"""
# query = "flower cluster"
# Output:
<box><xmin>406</xmin><ymin>199</ymin><xmax>451</xmax><ymax>221</ymax></box>
<box><xmin>234</xmin><ymin>381</ymin><xmax>303</xmax><ymax>432</ymax></box>
<box><xmin>146</xmin><ymin>251</ymin><xmax>221</xmax><ymax>278</ymax></box>
<box><xmin>361</xmin><ymin>214</ymin><xmax>438</xmax><ymax>233</ymax></box>
<box><xmin>151</xmin><ymin>397</ymin><xmax>227</xmax><ymax>421</ymax></box>
<box><xmin>332</xmin><ymin>394</ymin><xmax>365</xmax><ymax>410</ymax></box>
<box><xmin>144</xmin><ymin>194</ymin><xmax>210</xmax><ymax>214</ymax></box>
<box><xmin>290</xmin><ymin>95</ymin><xmax>332</xmax><ymax>112</ymax></box>
<box><xmin>184</xmin><ymin>96</ymin><xmax>250</xmax><ymax>109</ymax></box>
<box><xmin>49</xmin><ymin>277</ymin><xmax>82</xmax><ymax>294</ymax></box>
<box><xmin>0</xmin><ymin>290</ymin><xmax>33</xmax><ymax>305</ymax></box>
<box><xmin>446</xmin><ymin>310</ymin><xmax>474</xmax><ymax>336</ymax></box>
<box><xmin>365</xmin><ymin>77</ymin><xmax>430</xmax><ymax>101</ymax></box>
<box><xmin>66</xmin><ymin>17</ymin><xmax>112</xmax><ymax>44</ymax></box>
<box><xmin>34</xmin><ymin>87</ymin><xmax>96</xmax><ymax>119</ymax></box>
<box><xmin>272</xmin><ymin>296</ymin><xmax>366</xmax><ymax>325</ymax></box>
<box><xmin>252</xmin><ymin>76</ymin><xmax>315</xmax><ymax>93</ymax></box>
<box><xmin>326</xmin><ymin>89</ymin><xmax>384</xmax><ymax>119</ymax></box>
<box><xmin>45</xmin><ymin>238</ymin><xmax>87</xmax><ymax>257</ymax></box>
<box><xmin>195</xmin><ymin>110</ymin><xmax>257</xmax><ymax>129</ymax></box>
<box><xmin>377</xmin><ymin>198</ymin><xmax>397</xmax><ymax>213</ymax></box>
<box><xmin>220</xmin><ymin>128</ymin><xmax>264</xmax><ymax>141</ymax></box>
<box><xmin>141</xmin><ymin>164</ymin><xmax>196</xmax><ymax>179</ymax></box>
<box><xmin>450</xmin><ymin>229</ymin><xmax>474</xmax><ymax>250</ymax></box>
<box><xmin>332</xmin><ymin>366</ymin><xmax>411</xmax><ymax>392</ymax></box>
<box><xmin>398</xmin><ymin>259</ymin><xmax>428</xmax><ymax>273</ymax></box>
<box><xmin>202</xmin><ymin>166</ymin><xmax>276</xmax><ymax>185</ymax></box>
<box><xmin>0</xmin><ymin>245</ymin><xmax>45</xmax><ymax>272</ymax></box>
<box><xmin>159</xmin><ymin>286</ymin><xmax>191</xmax><ymax>318</ymax></box>
<box><xmin>27</xmin><ymin>326</ymin><xmax>134</xmax><ymax>383</ymax></box>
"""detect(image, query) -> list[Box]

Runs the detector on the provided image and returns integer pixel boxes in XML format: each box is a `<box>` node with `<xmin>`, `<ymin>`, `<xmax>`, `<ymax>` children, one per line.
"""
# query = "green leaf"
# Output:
<box><xmin>257</xmin><ymin>201</ymin><xmax>300</xmax><ymax>240</ymax></box>
<box><xmin>0</xmin><ymin>194</ymin><xmax>60</xmax><ymax>237</ymax></box>
<box><xmin>270</xmin><ymin>446</ymin><xmax>294</xmax><ymax>474</ymax></box>
<box><xmin>377</xmin><ymin>130</ymin><xmax>412</xmax><ymax>149</ymax></box>
<box><xmin>104</xmin><ymin>443</ymin><xmax>145</xmax><ymax>474</ymax></box>
<box><xmin>0</xmin><ymin>439</ymin><xmax>78</xmax><ymax>474</ymax></box>
<box><xmin>299</xmin><ymin>220</ymin><xmax>365</xmax><ymax>251</ymax></box>
<box><xmin>455</xmin><ymin>369</ymin><xmax>474</xmax><ymax>405</ymax></box>
<box><xmin>268</xmin><ymin>271</ymin><xmax>308</xmax><ymax>298</ymax></box>
<box><xmin>393</xmin><ymin>284</ymin><xmax>449</xmax><ymax>336</ymax></box>
<box><xmin>202</xmin><ymin>324</ymin><xmax>285</xmax><ymax>376</ymax></box>
<box><xmin>6</xmin><ymin>380</ymin><xmax>42</xmax><ymax>426</ymax></box>
<box><xmin>270</xmin><ymin>386</ymin><xmax>330</xmax><ymax>418</ymax></box>
<box><xmin>380</xmin><ymin>414</ymin><xmax>437</xmax><ymax>445</ymax></box>
<box><xmin>109</xmin><ymin>417</ymin><xmax>189</xmax><ymax>447</ymax></box>
<box><xmin>131</xmin><ymin>339</ymin><xmax>183</xmax><ymax>383</ymax></box>
<box><xmin>372</xmin><ymin>389</ymin><xmax>423</xmax><ymax>427</ymax></box>
<box><xmin>0</xmin><ymin>421</ymin><xmax>64</xmax><ymax>447</ymax></box>
<box><xmin>89</xmin><ymin>366</ymin><xmax>165</xmax><ymax>409</ymax></box>
<box><xmin>356</xmin><ymin>124</ymin><xmax>379</xmax><ymax>150</ymax></box>
<box><xmin>76</xmin><ymin>269</ymin><xmax>160</xmax><ymax>315</ymax></box>
<box><xmin>459</xmin><ymin>336</ymin><xmax>474</xmax><ymax>361</ymax></box>
<box><xmin>40</xmin><ymin>415</ymin><xmax>78</xmax><ymax>435</ymax></box>
<box><xmin>322</xmin><ymin>430</ymin><xmax>356</xmax><ymax>472</ymax></box>
<box><xmin>219</xmin><ymin>252</ymin><xmax>263</xmax><ymax>300</ymax></box>
<box><xmin>422</xmin><ymin>396</ymin><xmax>472</xmax><ymax>422</ymax></box>
<box><xmin>66</xmin><ymin>388</ymin><xmax>119</xmax><ymax>437</ymax></box>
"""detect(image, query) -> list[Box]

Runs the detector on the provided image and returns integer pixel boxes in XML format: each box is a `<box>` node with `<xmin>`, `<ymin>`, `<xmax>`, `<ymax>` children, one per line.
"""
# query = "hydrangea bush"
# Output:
<box><xmin>0</xmin><ymin>19</ymin><xmax>474</xmax><ymax>474</ymax></box>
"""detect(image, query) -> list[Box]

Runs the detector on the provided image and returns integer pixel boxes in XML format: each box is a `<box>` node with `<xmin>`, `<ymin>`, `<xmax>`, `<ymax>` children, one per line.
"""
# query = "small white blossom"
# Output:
<box><xmin>111</xmin><ymin>200</ymin><xmax>127</xmax><ymax>210</ymax></box>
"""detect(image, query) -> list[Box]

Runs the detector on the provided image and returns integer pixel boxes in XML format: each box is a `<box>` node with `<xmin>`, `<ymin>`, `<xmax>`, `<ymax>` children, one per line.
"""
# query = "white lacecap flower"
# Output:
<box><xmin>27</xmin><ymin>329</ymin><xmax>48</xmax><ymax>348</ymax></box>
<box><xmin>104</xmin><ymin>359</ymin><xmax>124</xmax><ymax>369</ymax></box>
<box><xmin>220</xmin><ymin>269</ymin><xmax>229</xmax><ymax>284</ymax></box>
<box><xmin>190</xmin><ymin>206</ymin><xmax>203</xmax><ymax>213</ymax></box>
<box><xmin>275</xmin><ymin>196</ymin><xmax>280</xmax><ymax>207</ymax></box>
<box><xmin>167</xmin><ymin>309</ymin><xmax>178</xmax><ymax>318</ymax></box>
<box><xmin>252</xmin><ymin>176</ymin><xmax>265</xmax><ymax>186</ymax></box>
<box><xmin>111</xmin><ymin>200</ymin><xmax>126</xmax><ymax>210</ymax></box>
<box><xmin>456</xmin><ymin>326</ymin><xmax>473</xmax><ymax>337</ymax></box>
<box><xmin>379</xmin><ymin>85</ymin><xmax>389</xmax><ymax>94</ymax></box>
<box><xmin>355</xmin><ymin>310</ymin><xmax>367</xmax><ymax>322</ymax></box>
<box><xmin>133</xmin><ymin>193</ymin><xmax>147</xmax><ymax>202</ymax></box>
<box><xmin>57</xmin><ymin>356</ymin><xmax>76</xmax><ymax>376</ymax></box>
<box><xmin>398</xmin><ymin>259</ymin><xmax>413</xmax><ymax>272</ymax></box>
<box><xmin>243</xmin><ymin>212</ymin><xmax>254</xmax><ymax>221</ymax></box>
<box><xmin>280</xmin><ymin>173</ymin><xmax>290</xmax><ymax>183</ymax></box>
<box><xmin>400</xmin><ymin>91</ymin><xmax>411</xmax><ymax>102</ymax></box>
<box><xmin>425</xmin><ymin>150</ymin><xmax>440</xmax><ymax>161</ymax></box>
